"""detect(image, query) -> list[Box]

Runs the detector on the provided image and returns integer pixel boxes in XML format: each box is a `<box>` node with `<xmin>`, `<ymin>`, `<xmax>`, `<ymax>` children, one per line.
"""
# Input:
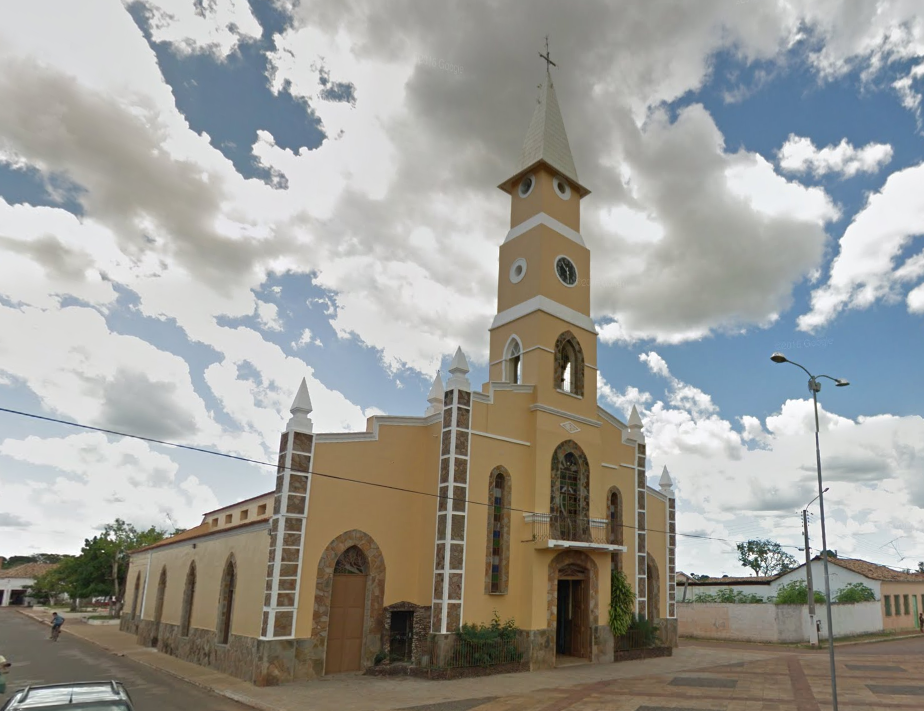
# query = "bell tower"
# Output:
<box><xmin>489</xmin><ymin>45</ymin><xmax>598</xmax><ymax>418</ymax></box>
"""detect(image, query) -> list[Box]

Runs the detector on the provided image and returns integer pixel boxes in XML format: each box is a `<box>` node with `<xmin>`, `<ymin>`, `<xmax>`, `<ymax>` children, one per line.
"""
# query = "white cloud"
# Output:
<box><xmin>799</xmin><ymin>163</ymin><xmax>924</xmax><ymax>331</ymax></box>
<box><xmin>601</xmin><ymin>352</ymin><xmax>924</xmax><ymax>575</ymax></box>
<box><xmin>255</xmin><ymin>299</ymin><xmax>283</xmax><ymax>331</ymax></box>
<box><xmin>293</xmin><ymin>328</ymin><xmax>321</xmax><ymax>348</ymax></box>
<box><xmin>128</xmin><ymin>0</ymin><xmax>262</xmax><ymax>59</ymax></box>
<box><xmin>594</xmin><ymin>106</ymin><xmax>836</xmax><ymax>345</ymax></box>
<box><xmin>778</xmin><ymin>134</ymin><xmax>893</xmax><ymax>178</ymax></box>
<box><xmin>0</xmin><ymin>433</ymin><xmax>219</xmax><ymax>553</ymax></box>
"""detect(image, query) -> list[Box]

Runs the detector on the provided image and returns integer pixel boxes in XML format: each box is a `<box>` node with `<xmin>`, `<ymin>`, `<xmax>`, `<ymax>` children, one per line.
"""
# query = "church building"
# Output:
<box><xmin>121</xmin><ymin>66</ymin><xmax>678</xmax><ymax>686</ymax></box>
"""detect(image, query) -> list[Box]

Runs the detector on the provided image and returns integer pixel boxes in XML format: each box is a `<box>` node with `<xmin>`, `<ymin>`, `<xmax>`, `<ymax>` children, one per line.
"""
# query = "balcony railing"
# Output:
<box><xmin>528</xmin><ymin>513</ymin><xmax>626</xmax><ymax>551</ymax></box>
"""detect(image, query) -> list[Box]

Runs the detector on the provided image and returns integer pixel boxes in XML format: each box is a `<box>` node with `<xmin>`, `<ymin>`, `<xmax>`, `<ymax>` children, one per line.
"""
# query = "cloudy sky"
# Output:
<box><xmin>1</xmin><ymin>0</ymin><xmax>923</xmax><ymax>578</ymax></box>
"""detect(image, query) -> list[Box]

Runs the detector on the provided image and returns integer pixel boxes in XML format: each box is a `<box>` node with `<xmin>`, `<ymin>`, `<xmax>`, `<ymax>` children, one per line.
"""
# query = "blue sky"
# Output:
<box><xmin>1</xmin><ymin>0</ymin><xmax>923</xmax><ymax>576</ymax></box>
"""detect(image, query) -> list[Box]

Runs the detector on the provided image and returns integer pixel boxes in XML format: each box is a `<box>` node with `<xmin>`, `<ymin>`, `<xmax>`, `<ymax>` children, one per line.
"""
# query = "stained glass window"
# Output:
<box><xmin>490</xmin><ymin>474</ymin><xmax>504</xmax><ymax>593</ymax></box>
<box><xmin>335</xmin><ymin>546</ymin><xmax>369</xmax><ymax>575</ymax></box>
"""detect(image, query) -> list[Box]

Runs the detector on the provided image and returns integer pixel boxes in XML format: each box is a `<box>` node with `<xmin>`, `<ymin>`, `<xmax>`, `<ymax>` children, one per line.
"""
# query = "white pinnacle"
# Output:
<box><xmin>426</xmin><ymin>371</ymin><xmax>445</xmax><ymax>415</ymax></box>
<box><xmin>447</xmin><ymin>347</ymin><xmax>471</xmax><ymax>392</ymax></box>
<box><xmin>659</xmin><ymin>466</ymin><xmax>673</xmax><ymax>494</ymax></box>
<box><xmin>628</xmin><ymin>405</ymin><xmax>643</xmax><ymax>428</ymax></box>
<box><xmin>287</xmin><ymin>377</ymin><xmax>313</xmax><ymax>432</ymax></box>
<box><xmin>627</xmin><ymin>405</ymin><xmax>645</xmax><ymax>443</ymax></box>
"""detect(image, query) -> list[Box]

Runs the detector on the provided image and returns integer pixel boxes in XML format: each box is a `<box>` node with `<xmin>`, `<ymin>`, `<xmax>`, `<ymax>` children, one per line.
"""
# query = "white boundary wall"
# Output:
<box><xmin>679</xmin><ymin>601</ymin><xmax>882</xmax><ymax>643</ymax></box>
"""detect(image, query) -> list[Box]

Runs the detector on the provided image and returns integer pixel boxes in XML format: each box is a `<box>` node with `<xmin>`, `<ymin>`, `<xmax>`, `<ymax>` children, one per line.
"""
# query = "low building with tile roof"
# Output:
<box><xmin>0</xmin><ymin>562</ymin><xmax>58</xmax><ymax>606</ymax></box>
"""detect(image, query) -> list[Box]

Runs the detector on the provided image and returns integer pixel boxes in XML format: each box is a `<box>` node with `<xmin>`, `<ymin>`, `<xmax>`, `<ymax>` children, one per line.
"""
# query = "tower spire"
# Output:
<box><xmin>498</xmin><ymin>40</ymin><xmax>589</xmax><ymax>197</ymax></box>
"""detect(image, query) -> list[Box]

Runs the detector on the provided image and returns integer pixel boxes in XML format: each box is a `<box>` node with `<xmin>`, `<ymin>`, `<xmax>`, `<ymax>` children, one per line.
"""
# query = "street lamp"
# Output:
<box><xmin>771</xmin><ymin>352</ymin><xmax>848</xmax><ymax>711</ymax></box>
<box><xmin>802</xmin><ymin>487</ymin><xmax>828</xmax><ymax>647</ymax></box>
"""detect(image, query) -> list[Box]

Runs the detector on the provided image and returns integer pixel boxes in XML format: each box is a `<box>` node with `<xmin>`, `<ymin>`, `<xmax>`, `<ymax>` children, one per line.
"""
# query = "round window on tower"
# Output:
<box><xmin>518</xmin><ymin>174</ymin><xmax>535</xmax><ymax>198</ymax></box>
<box><xmin>553</xmin><ymin>175</ymin><xmax>572</xmax><ymax>200</ymax></box>
<box><xmin>509</xmin><ymin>258</ymin><xmax>527</xmax><ymax>284</ymax></box>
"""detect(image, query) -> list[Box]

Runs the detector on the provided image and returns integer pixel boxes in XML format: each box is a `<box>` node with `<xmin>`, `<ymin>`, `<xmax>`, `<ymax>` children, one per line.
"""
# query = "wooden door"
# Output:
<box><xmin>570</xmin><ymin>579</ymin><xmax>588</xmax><ymax>658</ymax></box>
<box><xmin>325</xmin><ymin>574</ymin><xmax>367</xmax><ymax>673</ymax></box>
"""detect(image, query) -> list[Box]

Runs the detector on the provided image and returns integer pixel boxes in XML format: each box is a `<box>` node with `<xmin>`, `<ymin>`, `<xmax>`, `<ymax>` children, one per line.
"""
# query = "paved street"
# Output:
<box><xmin>0</xmin><ymin>609</ymin><xmax>250</xmax><ymax>711</ymax></box>
<box><xmin>5</xmin><ymin>606</ymin><xmax>924</xmax><ymax>711</ymax></box>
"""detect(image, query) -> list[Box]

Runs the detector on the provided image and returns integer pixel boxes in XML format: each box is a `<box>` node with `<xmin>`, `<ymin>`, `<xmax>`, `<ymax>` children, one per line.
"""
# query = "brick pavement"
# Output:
<box><xmin>16</xmin><ymin>608</ymin><xmax>924</xmax><ymax>711</ymax></box>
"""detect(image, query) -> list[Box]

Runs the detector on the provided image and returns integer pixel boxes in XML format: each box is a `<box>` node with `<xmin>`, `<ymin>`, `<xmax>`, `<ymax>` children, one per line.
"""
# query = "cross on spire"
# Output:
<box><xmin>538</xmin><ymin>35</ymin><xmax>556</xmax><ymax>72</ymax></box>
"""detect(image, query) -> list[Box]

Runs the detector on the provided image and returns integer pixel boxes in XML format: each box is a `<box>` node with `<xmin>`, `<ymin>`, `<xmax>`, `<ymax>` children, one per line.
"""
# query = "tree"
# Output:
<box><xmin>736</xmin><ymin>539</ymin><xmax>798</xmax><ymax>576</ymax></box>
<box><xmin>43</xmin><ymin>518</ymin><xmax>179</xmax><ymax>614</ymax></box>
<box><xmin>834</xmin><ymin>583</ymin><xmax>876</xmax><ymax>604</ymax></box>
<box><xmin>773</xmin><ymin>580</ymin><xmax>825</xmax><ymax>605</ymax></box>
<box><xmin>917</xmin><ymin>561</ymin><xmax>924</xmax><ymax>574</ymax></box>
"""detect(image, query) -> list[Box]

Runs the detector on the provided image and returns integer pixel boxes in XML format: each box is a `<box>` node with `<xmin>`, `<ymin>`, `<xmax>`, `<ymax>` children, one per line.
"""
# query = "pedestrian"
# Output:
<box><xmin>918</xmin><ymin>611</ymin><xmax>923</xmax><ymax>633</ymax></box>
<box><xmin>0</xmin><ymin>654</ymin><xmax>11</xmax><ymax>695</ymax></box>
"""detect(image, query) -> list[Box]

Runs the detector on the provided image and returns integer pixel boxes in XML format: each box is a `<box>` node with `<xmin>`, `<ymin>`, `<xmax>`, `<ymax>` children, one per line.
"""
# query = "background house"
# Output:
<box><xmin>0</xmin><ymin>563</ymin><xmax>57</xmax><ymax>606</ymax></box>
<box><xmin>679</xmin><ymin>556</ymin><xmax>924</xmax><ymax>642</ymax></box>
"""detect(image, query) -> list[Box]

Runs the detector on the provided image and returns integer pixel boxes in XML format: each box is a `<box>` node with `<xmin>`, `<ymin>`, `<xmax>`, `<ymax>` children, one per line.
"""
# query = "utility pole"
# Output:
<box><xmin>803</xmin><ymin>509</ymin><xmax>818</xmax><ymax>646</ymax></box>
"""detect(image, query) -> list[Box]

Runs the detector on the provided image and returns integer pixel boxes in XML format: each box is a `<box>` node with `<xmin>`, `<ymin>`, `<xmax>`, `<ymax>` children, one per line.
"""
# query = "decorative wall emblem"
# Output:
<box><xmin>560</xmin><ymin>421</ymin><xmax>580</xmax><ymax>434</ymax></box>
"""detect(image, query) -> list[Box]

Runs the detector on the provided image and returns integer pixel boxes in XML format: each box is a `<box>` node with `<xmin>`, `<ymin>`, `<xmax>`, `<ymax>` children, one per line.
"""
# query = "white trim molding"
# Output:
<box><xmin>503</xmin><ymin>212</ymin><xmax>586</xmax><ymax>248</ymax></box>
<box><xmin>491</xmin><ymin>295</ymin><xmax>597</xmax><ymax>333</ymax></box>
<box><xmin>470</xmin><ymin>430</ymin><xmax>531</xmax><ymax>447</ymax></box>
<box><xmin>529</xmin><ymin>404</ymin><xmax>601</xmax><ymax>428</ymax></box>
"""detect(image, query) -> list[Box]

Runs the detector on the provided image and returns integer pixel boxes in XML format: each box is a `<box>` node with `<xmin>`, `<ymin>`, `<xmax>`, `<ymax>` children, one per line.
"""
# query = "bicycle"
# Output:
<box><xmin>50</xmin><ymin>625</ymin><xmax>62</xmax><ymax>642</ymax></box>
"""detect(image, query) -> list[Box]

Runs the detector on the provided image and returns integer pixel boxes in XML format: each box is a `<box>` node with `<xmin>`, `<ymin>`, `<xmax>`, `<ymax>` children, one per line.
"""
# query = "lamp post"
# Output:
<box><xmin>802</xmin><ymin>487</ymin><xmax>828</xmax><ymax>646</ymax></box>
<box><xmin>771</xmin><ymin>352</ymin><xmax>848</xmax><ymax>711</ymax></box>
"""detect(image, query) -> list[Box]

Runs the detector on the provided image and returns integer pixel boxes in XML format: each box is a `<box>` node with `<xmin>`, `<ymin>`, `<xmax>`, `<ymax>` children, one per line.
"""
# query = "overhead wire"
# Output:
<box><xmin>0</xmin><ymin>405</ymin><xmax>904</xmax><ymax>566</ymax></box>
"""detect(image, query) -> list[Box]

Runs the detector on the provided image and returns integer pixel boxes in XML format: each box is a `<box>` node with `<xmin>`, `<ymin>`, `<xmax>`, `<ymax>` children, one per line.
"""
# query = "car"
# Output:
<box><xmin>0</xmin><ymin>681</ymin><xmax>135</xmax><ymax>711</ymax></box>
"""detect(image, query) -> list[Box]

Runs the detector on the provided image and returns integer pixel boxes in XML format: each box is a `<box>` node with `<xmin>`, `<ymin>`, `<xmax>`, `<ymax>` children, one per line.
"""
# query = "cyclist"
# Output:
<box><xmin>50</xmin><ymin>612</ymin><xmax>65</xmax><ymax>641</ymax></box>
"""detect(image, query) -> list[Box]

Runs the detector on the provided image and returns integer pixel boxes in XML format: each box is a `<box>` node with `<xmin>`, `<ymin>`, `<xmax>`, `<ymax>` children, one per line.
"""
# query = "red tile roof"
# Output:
<box><xmin>0</xmin><ymin>563</ymin><xmax>58</xmax><ymax>580</ymax></box>
<box><xmin>131</xmin><ymin>518</ymin><xmax>268</xmax><ymax>554</ymax></box>
<box><xmin>822</xmin><ymin>556</ymin><xmax>924</xmax><ymax>582</ymax></box>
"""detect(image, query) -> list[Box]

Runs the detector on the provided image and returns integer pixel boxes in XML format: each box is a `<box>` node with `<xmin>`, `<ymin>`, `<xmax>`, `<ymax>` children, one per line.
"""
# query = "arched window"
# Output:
<box><xmin>550</xmin><ymin>441</ymin><xmax>590</xmax><ymax>542</ymax></box>
<box><xmin>335</xmin><ymin>546</ymin><xmax>369</xmax><ymax>575</ymax></box>
<box><xmin>130</xmin><ymin>572</ymin><xmax>141</xmax><ymax>620</ymax></box>
<box><xmin>216</xmin><ymin>555</ymin><xmax>236</xmax><ymax>645</ymax></box>
<box><xmin>152</xmin><ymin>566</ymin><xmax>166</xmax><ymax>647</ymax></box>
<box><xmin>505</xmin><ymin>338</ymin><xmax>522</xmax><ymax>384</ymax></box>
<box><xmin>485</xmin><ymin>467</ymin><xmax>511</xmax><ymax>594</ymax></box>
<box><xmin>608</xmin><ymin>488</ymin><xmax>624</xmax><ymax>572</ymax></box>
<box><xmin>180</xmin><ymin>562</ymin><xmax>196</xmax><ymax>637</ymax></box>
<box><xmin>647</xmin><ymin>559</ymin><xmax>661</xmax><ymax>620</ymax></box>
<box><xmin>554</xmin><ymin>332</ymin><xmax>584</xmax><ymax>397</ymax></box>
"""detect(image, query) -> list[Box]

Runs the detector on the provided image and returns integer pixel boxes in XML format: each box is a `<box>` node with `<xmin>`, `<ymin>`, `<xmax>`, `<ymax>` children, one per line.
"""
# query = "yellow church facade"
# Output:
<box><xmin>121</xmin><ymin>69</ymin><xmax>678</xmax><ymax>686</ymax></box>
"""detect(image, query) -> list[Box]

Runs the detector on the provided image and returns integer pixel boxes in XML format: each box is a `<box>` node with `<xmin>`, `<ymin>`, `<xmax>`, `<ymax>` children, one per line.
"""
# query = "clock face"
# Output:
<box><xmin>556</xmin><ymin>256</ymin><xmax>577</xmax><ymax>286</ymax></box>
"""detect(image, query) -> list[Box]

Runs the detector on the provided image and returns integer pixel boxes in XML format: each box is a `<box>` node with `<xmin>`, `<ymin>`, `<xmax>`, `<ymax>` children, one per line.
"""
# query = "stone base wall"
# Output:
<box><xmin>253</xmin><ymin>638</ymin><xmax>322</xmax><ymax>687</ymax></box>
<box><xmin>614</xmin><ymin>646</ymin><xmax>672</xmax><ymax>663</ymax></box>
<box><xmin>523</xmin><ymin>628</ymin><xmax>554</xmax><ymax>671</ymax></box>
<box><xmin>658</xmin><ymin>618</ymin><xmax>679</xmax><ymax>648</ymax></box>
<box><xmin>118</xmin><ymin>614</ymin><xmax>140</xmax><ymax>636</ymax></box>
<box><xmin>131</xmin><ymin>620</ymin><xmax>258</xmax><ymax>683</ymax></box>
<box><xmin>591</xmin><ymin>624</ymin><xmax>615</xmax><ymax>663</ymax></box>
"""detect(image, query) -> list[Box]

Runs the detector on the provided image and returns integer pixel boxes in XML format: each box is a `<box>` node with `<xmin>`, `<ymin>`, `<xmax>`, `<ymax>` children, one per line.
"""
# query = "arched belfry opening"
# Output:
<box><xmin>505</xmin><ymin>337</ymin><xmax>522</xmax><ymax>384</ymax></box>
<box><xmin>554</xmin><ymin>331</ymin><xmax>584</xmax><ymax>397</ymax></box>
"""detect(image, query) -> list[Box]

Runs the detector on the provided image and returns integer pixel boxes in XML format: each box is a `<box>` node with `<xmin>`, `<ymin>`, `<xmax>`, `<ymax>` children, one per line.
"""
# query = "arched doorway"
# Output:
<box><xmin>152</xmin><ymin>566</ymin><xmax>166</xmax><ymax>647</ymax></box>
<box><xmin>647</xmin><ymin>559</ymin><xmax>661</xmax><ymax>620</ymax></box>
<box><xmin>548</xmin><ymin>551</ymin><xmax>599</xmax><ymax>662</ymax></box>
<box><xmin>325</xmin><ymin>546</ymin><xmax>369</xmax><ymax>674</ymax></box>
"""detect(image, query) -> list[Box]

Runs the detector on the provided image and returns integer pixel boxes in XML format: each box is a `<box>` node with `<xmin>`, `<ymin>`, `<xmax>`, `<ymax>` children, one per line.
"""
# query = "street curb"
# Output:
<box><xmin>14</xmin><ymin>610</ymin><xmax>272</xmax><ymax>711</ymax></box>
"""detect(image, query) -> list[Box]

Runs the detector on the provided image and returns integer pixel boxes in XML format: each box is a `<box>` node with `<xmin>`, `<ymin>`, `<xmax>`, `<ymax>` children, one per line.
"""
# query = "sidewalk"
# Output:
<box><xmin>18</xmin><ymin>608</ymin><xmax>775</xmax><ymax>711</ymax></box>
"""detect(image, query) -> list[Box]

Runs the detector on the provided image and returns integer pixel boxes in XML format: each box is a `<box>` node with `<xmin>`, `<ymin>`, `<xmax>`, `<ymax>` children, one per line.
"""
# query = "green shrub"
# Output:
<box><xmin>608</xmin><ymin>569</ymin><xmax>636</xmax><ymax>638</ymax></box>
<box><xmin>834</xmin><ymin>583</ymin><xmax>876</xmax><ymax>604</ymax></box>
<box><xmin>627</xmin><ymin>614</ymin><xmax>661</xmax><ymax>647</ymax></box>
<box><xmin>693</xmin><ymin>588</ymin><xmax>765</xmax><ymax>604</ymax></box>
<box><xmin>454</xmin><ymin>611</ymin><xmax>522</xmax><ymax>667</ymax></box>
<box><xmin>773</xmin><ymin>580</ymin><xmax>825</xmax><ymax>605</ymax></box>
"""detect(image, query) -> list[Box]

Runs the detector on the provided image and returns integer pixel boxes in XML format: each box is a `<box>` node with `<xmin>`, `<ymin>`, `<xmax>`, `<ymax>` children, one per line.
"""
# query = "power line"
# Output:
<box><xmin>0</xmin><ymin>406</ymin><xmax>869</xmax><ymax>554</ymax></box>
